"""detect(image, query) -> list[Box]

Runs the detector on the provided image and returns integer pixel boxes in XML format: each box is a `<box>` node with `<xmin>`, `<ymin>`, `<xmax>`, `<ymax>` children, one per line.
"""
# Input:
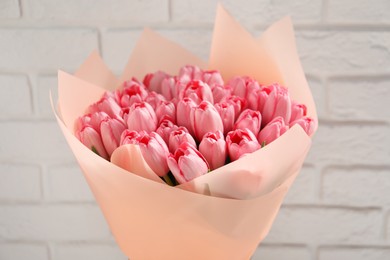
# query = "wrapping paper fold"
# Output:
<box><xmin>54</xmin><ymin>4</ymin><xmax>317</xmax><ymax>260</ymax></box>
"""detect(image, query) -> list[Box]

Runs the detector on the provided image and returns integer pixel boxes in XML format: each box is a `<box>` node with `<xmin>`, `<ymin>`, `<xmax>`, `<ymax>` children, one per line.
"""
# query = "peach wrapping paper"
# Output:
<box><xmin>53</xmin><ymin>5</ymin><xmax>317</xmax><ymax>260</ymax></box>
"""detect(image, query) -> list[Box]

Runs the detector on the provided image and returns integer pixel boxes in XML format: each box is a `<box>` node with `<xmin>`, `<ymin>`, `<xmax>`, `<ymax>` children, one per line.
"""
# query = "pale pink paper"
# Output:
<box><xmin>54</xmin><ymin>4</ymin><xmax>317</xmax><ymax>259</ymax></box>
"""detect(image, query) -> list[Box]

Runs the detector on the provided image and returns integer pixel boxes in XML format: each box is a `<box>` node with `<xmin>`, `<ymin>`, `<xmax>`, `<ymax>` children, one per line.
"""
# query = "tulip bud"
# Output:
<box><xmin>225</xmin><ymin>95</ymin><xmax>245</xmax><ymax>120</ymax></box>
<box><xmin>176</xmin><ymin>98</ymin><xmax>197</xmax><ymax>135</ymax></box>
<box><xmin>77</xmin><ymin>126</ymin><xmax>109</xmax><ymax>160</ymax></box>
<box><xmin>180</xmin><ymin>80</ymin><xmax>214</xmax><ymax>105</ymax></box>
<box><xmin>168</xmin><ymin>127</ymin><xmax>196</xmax><ymax>153</ymax></box>
<box><xmin>155</xmin><ymin>101</ymin><xmax>176</xmax><ymax>124</ymax></box>
<box><xmin>126</xmin><ymin>102</ymin><xmax>158</xmax><ymax>133</ymax></box>
<box><xmin>226</xmin><ymin>128</ymin><xmax>261</xmax><ymax>161</ymax></box>
<box><xmin>290</xmin><ymin>102</ymin><xmax>307</xmax><ymax>123</ymax></box>
<box><xmin>156</xmin><ymin>119</ymin><xmax>179</xmax><ymax>144</ymax></box>
<box><xmin>144</xmin><ymin>91</ymin><xmax>167</xmax><ymax>110</ymax></box>
<box><xmin>100</xmin><ymin>118</ymin><xmax>127</xmax><ymax>157</ymax></box>
<box><xmin>212</xmin><ymin>85</ymin><xmax>231</xmax><ymax>103</ymax></box>
<box><xmin>199</xmin><ymin>130</ymin><xmax>226</xmax><ymax>170</ymax></box>
<box><xmin>234</xmin><ymin>109</ymin><xmax>262</xmax><ymax>136</ymax></box>
<box><xmin>143</xmin><ymin>71</ymin><xmax>169</xmax><ymax>93</ymax></box>
<box><xmin>88</xmin><ymin>95</ymin><xmax>122</xmax><ymax>120</ymax></box>
<box><xmin>201</xmin><ymin>70</ymin><xmax>224</xmax><ymax>88</ymax></box>
<box><xmin>120</xmin><ymin>129</ymin><xmax>144</xmax><ymax>145</ymax></box>
<box><xmin>228</xmin><ymin>76</ymin><xmax>260</xmax><ymax>101</ymax></box>
<box><xmin>290</xmin><ymin>116</ymin><xmax>316</xmax><ymax>136</ymax></box>
<box><xmin>167</xmin><ymin>142</ymin><xmax>209</xmax><ymax>184</ymax></box>
<box><xmin>214</xmin><ymin>101</ymin><xmax>235</xmax><ymax>135</ymax></box>
<box><xmin>178</xmin><ymin>65</ymin><xmax>202</xmax><ymax>84</ymax></box>
<box><xmin>262</xmin><ymin>84</ymin><xmax>292</xmax><ymax>126</ymax></box>
<box><xmin>258</xmin><ymin>116</ymin><xmax>289</xmax><ymax>146</ymax></box>
<box><xmin>117</xmin><ymin>78</ymin><xmax>148</xmax><ymax>107</ymax></box>
<box><xmin>190</xmin><ymin>101</ymin><xmax>224</xmax><ymax>141</ymax></box>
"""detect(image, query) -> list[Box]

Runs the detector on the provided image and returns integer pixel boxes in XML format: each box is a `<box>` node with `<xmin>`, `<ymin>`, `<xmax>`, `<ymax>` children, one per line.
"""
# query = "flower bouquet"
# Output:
<box><xmin>53</xmin><ymin>4</ymin><xmax>317</xmax><ymax>260</ymax></box>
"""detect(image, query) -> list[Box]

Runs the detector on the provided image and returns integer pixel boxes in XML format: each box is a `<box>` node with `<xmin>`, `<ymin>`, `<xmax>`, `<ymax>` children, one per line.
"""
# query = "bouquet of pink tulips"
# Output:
<box><xmin>53</xmin><ymin>4</ymin><xmax>317</xmax><ymax>259</ymax></box>
<box><xmin>75</xmin><ymin>65</ymin><xmax>315</xmax><ymax>186</ymax></box>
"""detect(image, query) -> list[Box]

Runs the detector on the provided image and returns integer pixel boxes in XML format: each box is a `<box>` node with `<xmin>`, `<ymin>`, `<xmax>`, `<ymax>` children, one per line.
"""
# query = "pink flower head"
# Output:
<box><xmin>176</xmin><ymin>97</ymin><xmax>197</xmax><ymax>135</ymax></box>
<box><xmin>168</xmin><ymin>127</ymin><xmax>196</xmax><ymax>153</ymax></box>
<box><xmin>117</xmin><ymin>78</ymin><xmax>148</xmax><ymax>107</ymax></box>
<box><xmin>120</xmin><ymin>129</ymin><xmax>144</xmax><ymax>145</ymax></box>
<box><xmin>88</xmin><ymin>95</ymin><xmax>122</xmax><ymax>120</ymax></box>
<box><xmin>143</xmin><ymin>70</ymin><xmax>169</xmax><ymax>93</ymax></box>
<box><xmin>212</xmin><ymin>84</ymin><xmax>232</xmax><ymax>103</ymax></box>
<box><xmin>258</xmin><ymin>116</ymin><xmax>289</xmax><ymax>146</ymax></box>
<box><xmin>262</xmin><ymin>84</ymin><xmax>292</xmax><ymax>126</ymax></box>
<box><xmin>77</xmin><ymin>126</ymin><xmax>109</xmax><ymax>160</ymax></box>
<box><xmin>234</xmin><ymin>109</ymin><xmax>262</xmax><ymax>136</ymax></box>
<box><xmin>256</xmin><ymin>86</ymin><xmax>272</xmax><ymax>112</ymax></box>
<box><xmin>290</xmin><ymin>102</ymin><xmax>307</xmax><ymax>123</ymax></box>
<box><xmin>190</xmin><ymin>101</ymin><xmax>224</xmax><ymax>142</ymax></box>
<box><xmin>167</xmin><ymin>142</ymin><xmax>209</xmax><ymax>184</ymax></box>
<box><xmin>199</xmin><ymin>130</ymin><xmax>227</xmax><ymax>170</ymax></box>
<box><xmin>290</xmin><ymin>116</ymin><xmax>316</xmax><ymax>136</ymax></box>
<box><xmin>226</xmin><ymin>128</ymin><xmax>261</xmax><ymax>161</ymax></box>
<box><xmin>161</xmin><ymin>76</ymin><xmax>180</xmax><ymax>101</ymax></box>
<box><xmin>100</xmin><ymin>117</ymin><xmax>127</xmax><ymax>157</ymax></box>
<box><xmin>155</xmin><ymin>101</ymin><xmax>176</xmax><ymax>124</ymax></box>
<box><xmin>228</xmin><ymin>76</ymin><xmax>260</xmax><ymax>102</ymax></box>
<box><xmin>180</xmin><ymin>80</ymin><xmax>214</xmax><ymax>105</ymax></box>
<box><xmin>126</xmin><ymin>102</ymin><xmax>158</xmax><ymax>133</ymax></box>
<box><xmin>201</xmin><ymin>70</ymin><xmax>224</xmax><ymax>88</ymax></box>
<box><xmin>214</xmin><ymin>101</ymin><xmax>235</xmax><ymax>135</ymax></box>
<box><xmin>144</xmin><ymin>91</ymin><xmax>167</xmax><ymax>110</ymax></box>
<box><xmin>225</xmin><ymin>95</ymin><xmax>245</xmax><ymax>120</ymax></box>
<box><xmin>178</xmin><ymin>65</ymin><xmax>202</xmax><ymax>84</ymax></box>
<box><xmin>156</xmin><ymin>119</ymin><xmax>179</xmax><ymax>144</ymax></box>
<box><xmin>138</xmin><ymin>132</ymin><xmax>170</xmax><ymax>177</ymax></box>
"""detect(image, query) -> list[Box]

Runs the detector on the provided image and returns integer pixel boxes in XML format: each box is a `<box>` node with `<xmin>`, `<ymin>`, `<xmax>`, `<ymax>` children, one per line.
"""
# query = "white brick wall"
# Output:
<box><xmin>0</xmin><ymin>1</ymin><xmax>389</xmax><ymax>259</ymax></box>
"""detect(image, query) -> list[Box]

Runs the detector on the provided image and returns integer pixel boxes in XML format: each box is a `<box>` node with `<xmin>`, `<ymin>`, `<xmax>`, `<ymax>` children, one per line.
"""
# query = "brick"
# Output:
<box><xmin>52</xmin><ymin>243</ymin><xmax>126</xmax><ymax>260</ymax></box>
<box><xmin>47</xmin><ymin>164</ymin><xmax>94</xmax><ymax>202</ymax></box>
<box><xmin>0</xmin><ymin>205</ymin><xmax>112</xmax><ymax>241</ymax></box>
<box><xmin>252</xmin><ymin>245</ymin><xmax>310</xmax><ymax>260</ymax></box>
<box><xmin>327</xmin><ymin>0</ymin><xmax>390</xmax><ymax>24</ymax></box>
<box><xmin>305</xmin><ymin>124</ymin><xmax>390</xmax><ymax>165</ymax></box>
<box><xmin>284</xmin><ymin>166</ymin><xmax>317</xmax><ymax>204</ymax></box>
<box><xmin>0</xmin><ymin>164</ymin><xmax>41</xmax><ymax>201</ymax></box>
<box><xmin>36</xmin><ymin>74</ymin><xmax>57</xmax><ymax>118</ymax></box>
<box><xmin>264</xmin><ymin>206</ymin><xmax>381</xmax><ymax>244</ymax></box>
<box><xmin>296</xmin><ymin>30</ymin><xmax>390</xmax><ymax>75</ymax></box>
<box><xmin>0</xmin><ymin>243</ymin><xmax>48</xmax><ymax>260</ymax></box>
<box><xmin>0</xmin><ymin>75</ymin><xmax>32</xmax><ymax>118</ymax></box>
<box><xmin>0</xmin><ymin>121</ymin><xmax>74</xmax><ymax>161</ymax></box>
<box><xmin>0</xmin><ymin>29</ymin><xmax>98</xmax><ymax>71</ymax></box>
<box><xmin>0</xmin><ymin>0</ymin><xmax>20</xmax><ymax>18</ymax></box>
<box><xmin>318</xmin><ymin>246</ymin><xmax>390</xmax><ymax>260</ymax></box>
<box><xmin>101</xmin><ymin>29</ymin><xmax>141</xmax><ymax>73</ymax></box>
<box><xmin>329</xmin><ymin>77</ymin><xmax>390</xmax><ymax>122</ymax></box>
<box><xmin>322</xmin><ymin>168</ymin><xmax>390</xmax><ymax>207</ymax></box>
<box><xmin>23</xmin><ymin>0</ymin><xmax>169</xmax><ymax>23</ymax></box>
<box><xmin>171</xmin><ymin>0</ymin><xmax>322</xmax><ymax>25</ymax></box>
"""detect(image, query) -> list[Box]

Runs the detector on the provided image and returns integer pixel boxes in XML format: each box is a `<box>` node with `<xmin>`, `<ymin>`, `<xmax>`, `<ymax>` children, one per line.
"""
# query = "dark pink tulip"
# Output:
<box><xmin>126</xmin><ymin>102</ymin><xmax>158</xmax><ymax>133</ymax></box>
<box><xmin>234</xmin><ymin>109</ymin><xmax>262</xmax><ymax>136</ymax></box>
<box><xmin>180</xmin><ymin>80</ymin><xmax>214</xmax><ymax>105</ymax></box>
<box><xmin>226</xmin><ymin>128</ymin><xmax>261</xmax><ymax>162</ymax></box>
<box><xmin>290</xmin><ymin>116</ymin><xmax>316</xmax><ymax>136</ymax></box>
<box><xmin>168</xmin><ymin>127</ymin><xmax>196</xmax><ymax>153</ymax></box>
<box><xmin>190</xmin><ymin>101</ymin><xmax>224</xmax><ymax>141</ymax></box>
<box><xmin>258</xmin><ymin>116</ymin><xmax>289</xmax><ymax>146</ymax></box>
<box><xmin>77</xmin><ymin>126</ymin><xmax>109</xmax><ymax>160</ymax></box>
<box><xmin>199</xmin><ymin>130</ymin><xmax>226</xmax><ymax>170</ymax></box>
<box><xmin>262</xmin><ymin>84</ymin><xmax>292</xmax><ymax>126</ymax></box>
<box><xmin>214</xmin><ymin>101</ymin><xmax>235</xmax><ymax>135</ymax></box>
<box><xmin>167</xmin><ymin>142</ymin><xmax>209</xmax><ymax>184</ymax></box>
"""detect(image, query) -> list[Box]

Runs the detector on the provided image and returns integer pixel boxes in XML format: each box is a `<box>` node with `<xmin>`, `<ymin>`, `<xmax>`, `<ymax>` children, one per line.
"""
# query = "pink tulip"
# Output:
<box><xmin>225</xmin><ymin>95</ymin><xmax>245</xmax><ymax>120</ymax></box>
<box><xmin>144</xmin><ymin>91</ymin><xmax>167</xmax><ymax>110</ymax></box>
<box><xmin>234</xmin><ymin>109</ymin><xmax>262</xmax><ymax>136</ymax></box>
<box><xmin>138</xmin><ymin>132</ymin><xmax>170</xmax><ymax>177</ymax></box>
<box><xmin>256</xmin><ymin>86</ymin><xmax>272</xmax><ymax>112</ymax></box>
<box><xmin>258</xmin><ymin>116</ymin><xmax>289</xmax><ymax>146</ymax></box>
<box><xmin>212</xmin><ymin>85</ymin><xmax>231</xmax><ymax>103</ymax></box>
<box><xmin>156</xmin><ymin>119</ymin><xmax>179</xmax><ymax>144</ymax></box>
<box><xmin>89</xmin><ymin>112</ymin><xmax>111</xmax><ymax>132</ymax></box>
<box><xmin>180</xmin><ymin>80</ymin><xmax>214</xmax><ymax>105</ymax></box>
<box><xmin>190</xmin><ymin>101</ymin><xmax>224</xmax><ymax>141</ymax></box>
<box><xmin>168</xmin><ymin>127</ymin><xmax>197</xmax><ymax>153</ymax></box>
<box><xmin>290</xmin><ymin>102</ymin><xmax>307</xmax><ymax>123</ymax></box>
<box><xmin>226</xmin><ymin>128</ymin><xmax>261</xmax><ymax>161</ymax></box>
<box><xmin>214</xmin><ymin>101</ymin><xmax>235</xmax><ymax>135</ymax></box>
<box><xmin>178</xmin><ymin>65</ymin><xmax>202</xmax><ymax>84</ymax></box>
<box><xmin>262</xmin><ymin>84</ymin><xmax>292</xmax><ymax>126</ymax></box>
<box><xmin>176</xmin><ymin>98</ymin><xmax>197</xmax><ymax>135</ymax></box>
<box><xmin>167</xmin><ymin>142</ymin><xmax>209</xmax><ymax>184</ymax></box>
<box><xmin>199</xmin><ymin>130</ymin><xmax>226</xmax><ymax>170</ymax></box>
<box><xmin>228</xmin><ymin>76</ymin><xmax>260</xmax><ymax>102</ymax></box>
<box><xmin>161</xmin><ymin>76</ymin><xmax>179</xmax><ymax>101</ymax></box>
<box><xmin>77</xmin><ymin>126</ymin><xmax>109</xmax><ymax>160</ymax></box>
<box><xmin>201</xmin><ymin>70</ymin><xmax>224</xmax><ymax>88</ymax></box>
<box><xmin>88</xmin><ymin>95</ymin><xmax>122</xmax><ymax>120</ymax></box>
<box><xmin>143</xmin><ymin>71</ymin><xmax>169</xmax><ymax>93</ymax></box>
<box><xmin>120</xmin><ymin>129</ymin><xmax>144</xmax><ymax>145</ymax></box>
<box><xmin>100</xmin><ymin>117</ymin><xmax>127</xmax><ymax>157</ymax></box>
<box><xmin>155</xmin><ymin>101</ymin><xmax>176</xmax><ymax>124</ymax></box>
<box><xmin>126</xmin><ymin>102</ymin><xmax>158</xmax><ymax>133</ymax></box>
<box><xmin>290</xmin><ymin>116</ymin><xmax>316</xmax><ymax>136</ymax></box>
<box><xmin>117</xmin><ymin>78</ymin><xmax>148</xmax><ymax>107</ymax></box>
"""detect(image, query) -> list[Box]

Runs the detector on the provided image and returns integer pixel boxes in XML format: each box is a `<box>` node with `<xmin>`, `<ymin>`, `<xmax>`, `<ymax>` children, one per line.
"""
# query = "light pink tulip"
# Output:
<box><xmin>117</xmin><ymin>79</ymin><xmax>148</xmax><ymax>107</ymax></box>
<box><xmin>290</xmin><ymin>116</ymin><xmax>316</xmax><ymax>136</ymax></box>
<box><xmin>126</xmin><ymin>102</ymin><xmax>158</xmax><ymax>133</ymax></box>
<box><xmin>77</xmin><ymin>126</ymin><xmax>109</xmax><ymax>160</ymax></box>
<box><xmin>88</xmin><ymin>95</ymin><xmax>122</xmax><ymax>120</ymax></box>
<box><xmin>120</xmin><ymin>129</ymin><xmax>144</xmax><ymax>145</ymax></box>
<box><xmin>226</xmin><ymin>128</ymin><xmax>261</xmax><ymax>161</ymax></box>
<box><xmin>156</xmin><ymin>101</ymin><xmax>176</xmax><ymax>124</ymax></box>
<box><xmin>190</xmin><ymin>101</ymin><xmax>224</xmax><ymax>141</ymax></box>
<box><xmin>138</xmin><ymin>132</ymin><xmax>170</xmax><ymax>177</ymax></box>
<box><xmin>199</xmin><ymin>130</ymin><xmax>226</xmax><ymax>170</ymax></box>
<box><xmin>262</xmin><ymin>84</ymin><xmax>292</xmax><ymax>126</ymax></box>
<box><xmin>143</xmin><ymin>71</ymin><xmax>169</xmax><ymax>93</ymax></box>
<box><xmin>167</xmin><ymin>142</ymin><xmax>209</xmax><ymax>184</ymax></box>
<box><xmin>168</xmin><ymin>127</ymin><xmax>196</xmax><ymax>153</ymax></box>
<box><xmin>144</xmin><ymin>91</ymin><xmax>167</xmax><ymax>110</ymax></box>
<box><xmin>180</xmin><ymin>80</ymin><xmax>214</xmax><ymax>105</ymax></box>
<box><xmin>176</xmin><ymin>98</ymin><xmax>197</xmax><ymax>135</ymax></box>
<box><xmin>214</xmin><ymin>101</ymin><xmax>235</xmax><ymax>135</ymax></box>
<box><xmin>256</xmin><ymin>86</ymin><xmax>272</xmax><ymax>112</ymax></box>
<box><xmin>258</xmin><ymin>116</ymin><xmax>289</xmax><ymax>146</ymax></box>
<box><xmin>234</xmin><ymin>109</ymin><xmax>262</xmax><ymax>136</ymax></box>
<box><xmin>201</xmin><ymin>70</ymin><xmax>224</xmax><ymax>88</ymax></box>
<box><xmin>212</xmin><ymin>85</ymin><xmax>231</xmax><ymax>103</ymax></box>
<box><xmin>228</xmin><ymin>76</ymin><xmax>260</xmax><ymax>102</ymax></box>
<box><xmin>225</xmin><ymin>95</ymin><xmax>245</xmax><ymax>120</ymax></box>
<box><xmin>290</xmin><ymin>102</ymin><xmax>307</xmax><ymax>123</ymax></box>
<box><xmin>156</xmin><ymin>119</ymin><xmax>179</xmax><ymax>144</ymax></box>
<box><xmin>100</xmin><ymin>118</ymin><xmax>127</xmax><ymax>156</ymax></box>
<box><xmin>161</xmin><ymin>76</ymin><xmax>180</xmax><ymax>101</ymax></box>
<box><xmin>178</xmin><ymin>65</ymin><xmax>202</xmax><ymax>84</ymax></box>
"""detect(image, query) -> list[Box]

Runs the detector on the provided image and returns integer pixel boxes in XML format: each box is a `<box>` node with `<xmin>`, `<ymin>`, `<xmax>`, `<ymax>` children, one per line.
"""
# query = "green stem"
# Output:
<box><xmin>162</xmin><ymin>174</ymin><xmax>174</xmax><ymax>186</ymax></box>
